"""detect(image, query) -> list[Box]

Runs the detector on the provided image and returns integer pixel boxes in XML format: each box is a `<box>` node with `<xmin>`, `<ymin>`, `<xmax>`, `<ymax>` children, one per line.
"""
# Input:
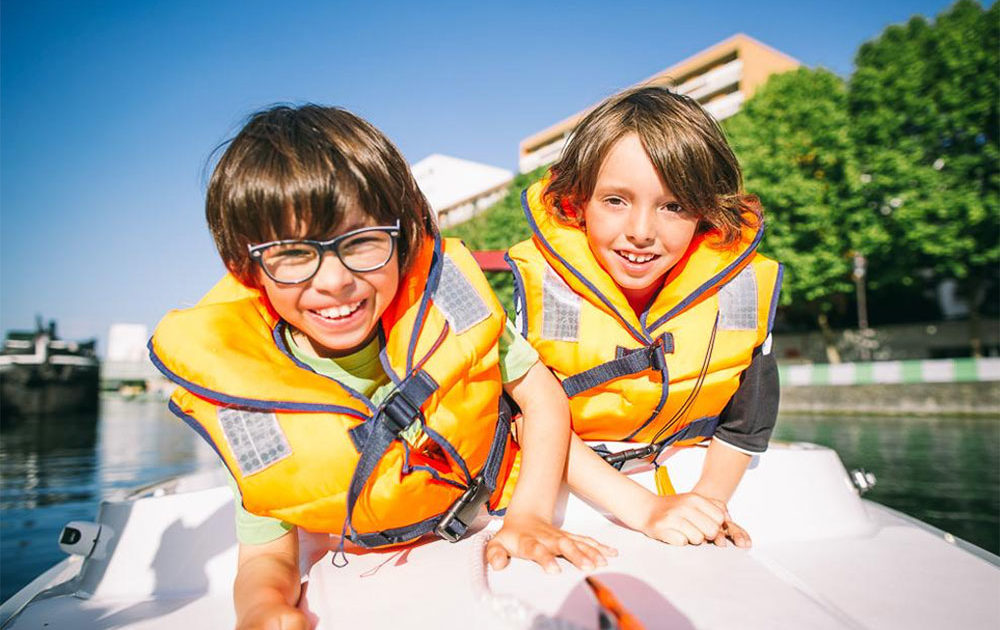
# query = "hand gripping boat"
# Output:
<box><xmin>2</xmin><ymin>441</ymin><xmax>998</xmax><ymax>629</ymax></box>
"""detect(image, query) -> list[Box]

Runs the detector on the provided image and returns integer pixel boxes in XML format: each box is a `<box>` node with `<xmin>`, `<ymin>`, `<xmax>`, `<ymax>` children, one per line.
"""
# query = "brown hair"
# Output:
<box><xmin>206</xmin><ymin>104</ymin><xmax>436</xmax><ymax>286</ymax></box>
<box><xmin>544</xmin><ymin>85</ymin><xmax>758</xmax><ymax>246</ymax></box>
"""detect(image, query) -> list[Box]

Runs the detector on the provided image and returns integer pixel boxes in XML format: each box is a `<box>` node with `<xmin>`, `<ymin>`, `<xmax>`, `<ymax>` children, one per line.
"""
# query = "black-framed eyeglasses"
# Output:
<box><xmin>248</xmin><ymin>220</ymin><xmax>400</xmax><ymax>284</ymax></box>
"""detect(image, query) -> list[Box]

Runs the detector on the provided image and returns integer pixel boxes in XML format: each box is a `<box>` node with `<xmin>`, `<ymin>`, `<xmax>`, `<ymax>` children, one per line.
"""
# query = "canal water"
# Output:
<box><xmin>1</xmin><ymin>399</ymin><xmax>998</xmax><ymax>602</ymax></box>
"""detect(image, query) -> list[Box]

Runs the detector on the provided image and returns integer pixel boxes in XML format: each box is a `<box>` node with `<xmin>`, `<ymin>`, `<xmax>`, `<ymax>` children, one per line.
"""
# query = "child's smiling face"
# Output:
<box><xmin>257</xmin><ymin>207</ymin><xmax>401</xmax><ymax>358</ymax></box>
<box><xmin>582</xmin><ymin>133</ymin><xmax>700</xmax><ymax>311</ymax></box>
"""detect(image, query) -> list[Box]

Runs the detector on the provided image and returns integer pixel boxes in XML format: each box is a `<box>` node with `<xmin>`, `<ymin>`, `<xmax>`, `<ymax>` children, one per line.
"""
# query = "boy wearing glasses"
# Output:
<box><xmin>150</xmin><ymin>105</ymin><xmax>611</xmax><ymax>629</ymax></box>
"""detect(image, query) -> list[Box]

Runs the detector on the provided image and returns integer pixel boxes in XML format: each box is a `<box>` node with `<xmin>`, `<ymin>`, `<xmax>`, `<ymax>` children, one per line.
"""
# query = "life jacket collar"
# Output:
<box><xmin>521</xmin><ymin>179</ymin><xmax>763</xmax><ymax>337</ymax></box>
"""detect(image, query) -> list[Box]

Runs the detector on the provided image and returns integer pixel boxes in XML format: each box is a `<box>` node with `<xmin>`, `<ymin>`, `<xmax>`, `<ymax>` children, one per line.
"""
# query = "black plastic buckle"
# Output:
<box><xmin>434</xmin><ymin>476</ymin><xmax>492</xmax><ymax>543</ymax></box>
<box><xmin>647</xmin><ymin>336</ymin><xmax>666</xmax><ymax>372</ymax></box>
<box><xmin>380</xmin><ymin>389</ymin><xmax>421</xmax><ymax>435</ymax></box>
<box><xmin>599</xmin><ymin>444</ymin><xmax>658</xmax><ymax>470</ymax></box>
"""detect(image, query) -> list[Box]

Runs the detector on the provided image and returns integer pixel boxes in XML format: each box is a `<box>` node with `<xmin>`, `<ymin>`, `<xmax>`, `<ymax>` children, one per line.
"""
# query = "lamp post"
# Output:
<box><xmin>852</xmin><ymin>252</ymin><xmax>871</xmax><ymax>360</ymax></box>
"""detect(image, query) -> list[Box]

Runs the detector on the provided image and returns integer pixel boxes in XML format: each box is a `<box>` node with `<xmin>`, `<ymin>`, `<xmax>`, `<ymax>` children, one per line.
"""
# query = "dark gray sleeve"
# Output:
<box><xmin>712</xmin><ymin>344</ymin><xmax>780</xmax><ymax>453</ymax></box>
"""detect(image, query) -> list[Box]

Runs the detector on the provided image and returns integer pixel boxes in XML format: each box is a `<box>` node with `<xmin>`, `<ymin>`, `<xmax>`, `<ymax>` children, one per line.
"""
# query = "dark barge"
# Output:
<box><xmin>0</xmin><ymin>319</ymin><xmax>100</xmax><ymax>416</ymax></box>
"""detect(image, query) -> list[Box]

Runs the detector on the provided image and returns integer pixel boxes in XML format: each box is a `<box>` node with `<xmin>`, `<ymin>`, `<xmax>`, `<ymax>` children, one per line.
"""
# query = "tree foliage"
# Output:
<box><xmin>443</xmin><ymin>166</ymin><xmax>547</xmax><ymax>314</ymax></box>
<box><xmin>724</xmin><ymin>68</ymin><xmax>886</xmax><ymax>323</ymax></box>
<box><xmin>848</xmin><ymin>0</ymin><xmax>999</xmax><ymax>298</ymax></box>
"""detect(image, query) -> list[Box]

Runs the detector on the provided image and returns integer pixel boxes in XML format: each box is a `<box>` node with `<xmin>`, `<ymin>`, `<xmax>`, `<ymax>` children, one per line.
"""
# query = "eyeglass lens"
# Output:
<box><xmin>260</xmin><ymin>230</ymin><xmax>395</xmax><ymax>282</ymax></box>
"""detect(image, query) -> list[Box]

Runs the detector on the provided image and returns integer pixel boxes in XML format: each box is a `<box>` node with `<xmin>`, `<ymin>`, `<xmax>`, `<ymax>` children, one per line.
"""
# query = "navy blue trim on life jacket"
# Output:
<box><xmin>646</xmin><ymin>225</ymin><xmax>764</xmax><ymax>333</ymax></box>
<box><xmin>272</xmin><ymin>321</ymin><xmax>377</xmax><ymax>414</ymax></box>
<box><xmin>166</xmin><ymin>399</ymin><xmax>236</xmax><ymax>480</ymax></box>
<box><xmin>505</xmin><ymin>252</ymin><xmax>530</xmax><ymax>338</ymax></box>
<box><xmin>376</xmin><ymin>326</ymin><xmax>403</xmax><ymax>388</ymax></box>
<box><xmin>405</xmin><ymin>234</ymin><xmax>445</xmax><ymax>374</ymax></box>
<box><xmin>767</xmin><ymin>263</ymin><xmax>784</xmax><ymax>335</ymax></box>
<box><xmin>520</xmin><ymin>189</ymin><xmax>650</xmax><ymax>344</ymax></box>
<box><xmin>147</xmin><ymin>340</ymin><xmax>368</xmax><ymax>417</ymax></box>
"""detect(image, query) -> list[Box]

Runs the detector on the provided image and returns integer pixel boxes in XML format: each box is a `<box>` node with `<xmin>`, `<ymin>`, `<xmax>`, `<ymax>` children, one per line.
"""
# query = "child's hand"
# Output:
<box><xmin>237</xmin><ymin>601</ymin><xmax>309</xmax><ymax>630</ymax></box>
<box><xmin>704</xmin><ymin>497</ymin><xmax>752</xmax><ymax>549</ymax></box>
<box><xmin>640</xmin><ymin>492</ymin><xmax>728</xmax><ymax>546</ymax></box>
<box><xmin>486</xmin><ymin>514</ymin><xmax>616</xmax><ymax>573</ymax></box>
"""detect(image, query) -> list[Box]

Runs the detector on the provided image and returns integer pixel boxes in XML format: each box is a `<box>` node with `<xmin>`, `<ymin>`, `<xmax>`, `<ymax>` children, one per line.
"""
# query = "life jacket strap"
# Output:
<box><xmin>343</xmin><ymin>370</ymin><xmax>439</xmax><ymax>543</ymax></box>
<box><xmin>434</xmin><ymin>395</ymin><xmax>514</xmax><ymax>541</ymax></box>
<box><xmin>592</xmin><ymin>415</ymin><xmax>720</xmax><ymax>470</ymax></box>
<box><xmin>348</xmin><ymin>370</ymin><xmax>438</xmax><ymax>451</ymax></box>
<box><xmin>344</xmin><ymin>383</ymin><xmax>514</xmax><ymax>549</ymax></box>
<box><xmin>562</xmin><ymin>333</ymin><xmax>674</xmax><ymax>398</ymax></box>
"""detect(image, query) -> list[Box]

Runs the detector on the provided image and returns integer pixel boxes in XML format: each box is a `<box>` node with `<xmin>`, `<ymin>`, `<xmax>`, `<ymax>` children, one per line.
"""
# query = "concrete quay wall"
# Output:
<box><xmin>778</xmin><ymin>358</ymin><xmax>1000</xmax><ymax>416</ymax></box>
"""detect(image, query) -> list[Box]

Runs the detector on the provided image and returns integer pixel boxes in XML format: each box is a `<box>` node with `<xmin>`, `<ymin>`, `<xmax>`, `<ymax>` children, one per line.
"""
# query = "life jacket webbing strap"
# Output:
<box><xmin>562</xmin><ymin>334</ymin><xmax>672</xmax><ymax>398</ymax></box>
<box><xmin>656</xmin><ymin>415</ymin><xmax>719</xmax><ymax>450</ymax></box>
<box><xmin>592</xmin><ymin>416</ymin><xmax>719</xmax><ymax>470</ymax></box>
<box><xmin>352</xmin><ymin>398</ymin><xmax>512</xmax><ymax>547</ymax></box>
<box><xmin>434</xmin><ymin>396</ymin><xmax>513</xmax><ymax>540</ymax></box>
<box><xmin>343</xmin><ymin>370</ymin><xmax>438</xmax><ymax>545</ymax></box>
<box><xmin>343</xmin><ymin>377</ymin><xmax>514</xmax><ymax>549</ymax></box>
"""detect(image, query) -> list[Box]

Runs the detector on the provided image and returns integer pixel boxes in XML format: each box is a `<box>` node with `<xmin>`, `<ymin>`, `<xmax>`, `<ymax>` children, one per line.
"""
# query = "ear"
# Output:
<box><xmin>560</xmin><ymin>197</ymin><xmax>578</xmax><ymax>220</ymax></box>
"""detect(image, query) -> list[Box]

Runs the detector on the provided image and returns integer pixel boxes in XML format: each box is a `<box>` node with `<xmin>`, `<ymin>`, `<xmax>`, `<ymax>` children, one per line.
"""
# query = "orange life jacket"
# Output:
<box><xmin>507</xmin><ymin>180</ymin><xmax>782</xmax><ymax>450</ymax></box>
<box><xmin>150</xmin><ymin>237</ymin><xmax>517</xmax><ymax>548</ymax></box>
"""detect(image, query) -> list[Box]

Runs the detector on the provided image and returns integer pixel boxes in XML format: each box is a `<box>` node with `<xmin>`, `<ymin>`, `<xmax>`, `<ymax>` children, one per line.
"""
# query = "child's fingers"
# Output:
<box><xmin>676</xmin><ymin>506</ymin><xmax>723</xmax><ymax>541</ymax></box>
<box><xmin>525</xmin><ymin>540</ymin><xmax>561</xmax><ymax>574</ymax></box>
<box><xmin>573</xmin><ymin>539</ymin><xmax>611</xmax><ymax>567</ymax></box>
<box><xmin>568</xmin><ymin>533</ymin><xmax>618</xmax><ymax>557</ymax></box>
<box><xmin>688</xmin><ymin>495</ymin><xmax>726</xmax><ymax>527</ymax></box>
<box><xmin>555</xmin><ymin>536</ymin><xmax>597</xmax><ymax>571</ymax></box>
<box><xmin>562</xmin><ymin>534</ymin><xmax>612</xmax><ymax>566</ymax></box>
<box><xmin>656</xmin><ymin>526</ymin><xmax>689</xmax><ymax>546</ymax></box>
<box><xmin>725</xmin><ymin>521</ymin><xmax>752</xmax><ymax>548</ymax></box>
<box><xmin>485</xmin><ymin>539</ymin><xmax>511</xmax><ymax>570</ymax></box>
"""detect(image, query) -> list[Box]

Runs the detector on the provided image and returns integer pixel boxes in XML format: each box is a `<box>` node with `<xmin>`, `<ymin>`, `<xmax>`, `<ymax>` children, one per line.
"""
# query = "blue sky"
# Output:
<box><xmin>1</xmin><ymin>0</ymin><xmax>966</xmax><ymax>351</ymax></box>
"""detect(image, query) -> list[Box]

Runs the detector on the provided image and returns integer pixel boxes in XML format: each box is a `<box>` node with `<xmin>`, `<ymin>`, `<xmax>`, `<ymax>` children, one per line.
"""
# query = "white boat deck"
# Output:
<box><xmin>3</xmin><ymin>442</ymin><xmax>998</xmax><ymax>629</ymax></box>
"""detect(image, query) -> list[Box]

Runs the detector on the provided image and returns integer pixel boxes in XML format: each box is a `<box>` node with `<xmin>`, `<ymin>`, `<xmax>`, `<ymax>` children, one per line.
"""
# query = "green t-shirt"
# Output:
<box><xmin>229</xmin><ymin>319</ymin><xmax>537</xmax><ymax>545</ymax></box>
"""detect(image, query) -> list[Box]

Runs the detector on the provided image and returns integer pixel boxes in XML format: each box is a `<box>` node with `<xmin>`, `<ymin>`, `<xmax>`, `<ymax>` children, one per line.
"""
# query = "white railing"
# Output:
<box><xmin>703</xmin><ymin>91</ymin><xmax>745</xmax><ymax>121</ymax></box>
<box><xmin>519</xmin><ymin>136</ymin><xmax>567</xmax><ymax>173</ymax></box>
<box><xmin>675</xmin><ymin>59</ymin><xmax>743</xmax><ymax>101</ymax></box>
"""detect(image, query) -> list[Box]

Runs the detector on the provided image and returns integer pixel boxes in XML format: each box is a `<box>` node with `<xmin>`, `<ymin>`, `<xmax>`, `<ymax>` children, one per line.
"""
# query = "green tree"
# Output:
<box><xmin>849</xmin><ymin>0</ymin><xmax>999</xmax><ymax>355</ymax></box>
<box><xmin>443</xmin><ymin>166</ymin><xmax>548</xmax><ymax>315</ymax></box>
<box><xmin>726</xmin><ymin>68</ymin><xmax>886</xmax><ymax>361</ymax></box>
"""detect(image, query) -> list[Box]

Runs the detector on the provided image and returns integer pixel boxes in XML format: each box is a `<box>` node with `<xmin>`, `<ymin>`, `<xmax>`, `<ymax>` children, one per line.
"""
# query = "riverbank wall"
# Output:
<box><xmin>778</xmin><ymin>358</ymin><xmax>1000</xmax><ymax>416</ymax></box>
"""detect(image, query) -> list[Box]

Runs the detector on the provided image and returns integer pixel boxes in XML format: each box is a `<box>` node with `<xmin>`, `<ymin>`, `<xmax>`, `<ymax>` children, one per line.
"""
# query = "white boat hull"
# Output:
<box><xmin>3</xmin><ymin>442</ymin><xmax>998</xmax><ymax>629</ymax></box>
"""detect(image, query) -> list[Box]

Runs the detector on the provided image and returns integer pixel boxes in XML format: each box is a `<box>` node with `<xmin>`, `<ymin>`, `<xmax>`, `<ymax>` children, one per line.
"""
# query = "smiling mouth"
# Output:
<box><xmin>312</xmin><ymin>299</ymin><xmax>365</xmax><ymax>320</ymax></box>
<box><xmin>615</xmin><ymin>250</ymin><xmax>660</xmax><ymax>265</ymax></box>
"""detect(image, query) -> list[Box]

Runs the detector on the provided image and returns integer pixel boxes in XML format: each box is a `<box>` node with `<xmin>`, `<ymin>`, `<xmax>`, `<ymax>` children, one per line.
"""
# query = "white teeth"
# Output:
<box><xmin>619</xmin><ymin>251</ymin><xmax>656</xmax><ymax>264</ymax></box>
<box><xmin>316</xmin><ymin>301</ymin><xmax>363</xmax><ymax>319</ymax></box>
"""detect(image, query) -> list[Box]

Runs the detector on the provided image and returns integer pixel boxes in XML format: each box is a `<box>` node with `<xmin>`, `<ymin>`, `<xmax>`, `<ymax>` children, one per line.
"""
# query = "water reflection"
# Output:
<box><xmin>0</xmin><ymin>398</ymin><xmax>217</xmax><ymax>601</ymax></box>
<box><xmin>775</xmin><ymin>414</ymin><xmax>1000</xmax><ymax>555</ymax></box>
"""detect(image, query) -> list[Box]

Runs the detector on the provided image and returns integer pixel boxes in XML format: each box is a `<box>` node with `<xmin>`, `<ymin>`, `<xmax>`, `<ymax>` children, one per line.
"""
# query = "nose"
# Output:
<box><xmin>625</xmin><ymin>206</ymin><xmax>656</xmax><ymax>246</ymax></box>
<box><xmin>309</xmin><ymin>252</ymin><xmax>356</xmax><ymax>295</ymax></box>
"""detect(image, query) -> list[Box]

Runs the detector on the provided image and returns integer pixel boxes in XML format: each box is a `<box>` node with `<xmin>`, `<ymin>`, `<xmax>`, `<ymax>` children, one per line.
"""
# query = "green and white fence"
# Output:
<box><xmin>779</xmin><ymin>358</ymin><xmax>1000</xmax><ymax>387</ymax></box>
